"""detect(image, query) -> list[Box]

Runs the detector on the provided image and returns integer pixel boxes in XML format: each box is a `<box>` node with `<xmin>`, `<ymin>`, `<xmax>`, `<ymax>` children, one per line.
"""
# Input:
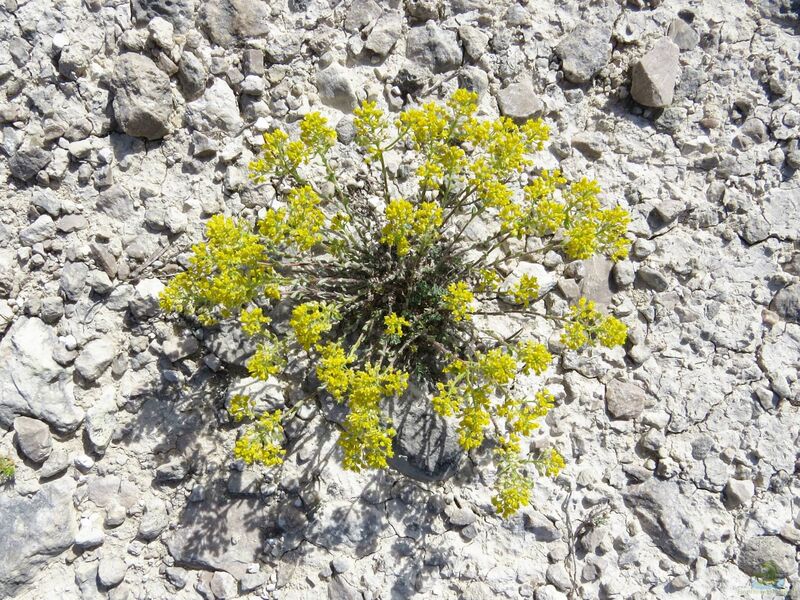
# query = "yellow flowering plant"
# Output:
<box><xmin>160</xmin><ymin>89</ymin><xmax>631</xmax><ymax>518</ymax></box>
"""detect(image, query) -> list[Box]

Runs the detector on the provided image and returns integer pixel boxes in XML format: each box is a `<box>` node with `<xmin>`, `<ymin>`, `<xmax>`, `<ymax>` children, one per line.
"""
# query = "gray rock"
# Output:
<box><xmin>75</xmin><ymin>515</ymin><xmax>105</xmax><ymax>548</ymax></box>
<box><xmin>112</xmin><ymin>53</ymin><xmax>175</xmax><ymax>140</ymax></box>
<box><xmin>58</xmin><ymin>41</ymin><xmax>94</xmax><ymax>79</ymax></box>
<box><xmin>336</xmin><ymin>116</ymin><xmax>356</xmax><ymax>144</ymax></box>
<box><xmin>623</xmin><ymin>479</ymin><xmax>700</xmax><ymax>562</ymax></box>
<box><xmin>128</xmin><ymin>278</ymin><xmax>165</xmax><ymax>320</ymax></box>
<box><xmin>365</xmin><ymin>13</ymin><xmax>403</xmax><ymax>57</ymax></box>
<box><xmin>31</xmin><ymin>191</ymin><xmax>61</xmax><ymax>217</ymax></box>
<box><xmin>19</xmin><ymin>215</ymin><xmax>56</xmax><ymax>246</ymax></box>
<box><xmin>132</xmin><ymin>0</ymin><xmax>196</xmax><ymax>32</ymax></box>
<box><xmin>724</xmin><ymin>478</ymin><xmax>754</xmax><ymax>507</ymax></box>
<box><xmin>240</xmin><ymin>571</ymin><xmax>267</xmax><ymax>593</ymax></box>
<box><xmin>227</xmin><ymin>469</ymin><xmax>259</xmax><ymax>495</ymax></box>
<box><xmin>738</xmin><ymin>536</ymin><xmax>796</xmax><ymax>577</ymax></box>
<box><xmin>387</xmin><ymin>382</ymin><xmax>462</xmax><ymax>481</ymax></box>
<box><xmin>98</xmin><ymin>557</ymin><xmax>127</xmax><ymax>588</ymax></box>
<box><xmin>667</xmin><ymin>18</ymin><xmax>699</xmax><ymax>51</ymax></box>
<box><xmin>555</xmin><ymin>23</ymin><xmax>612</xmax><ymax>84</ymax></box>
<box><xmin>138</xmin><ymin>499</ymin><xmax>169</xmax><ymax>541</ymax></box>
<box><xmin>345</xmin><ymin>0</ymin><xmax>381</xmax><ymax>32</ymax></box>
<box><xmin>13</xmin><ymin>416</ymin><xmax>52</xmax><ymax>463</ymax></box>
<box><xmin>210</xmin><ymin>571</ymin><xmax>237</xmax><ymax>599</ymax></box>
<box><xmin>85</xmin><ymin>388</ymin><xmax>118</xmax><ymax>454</ymax></box>
<box><xmin>523</xmin><ymin>511</ymin><xmax>562</xmax><ymax>542</ymax></box>
<box><xmin>605</xmin><ymin>379</ymin><xmax>646</xmax><ymax>420</ymax></box>
<box><xmin>330</xmin><ymin>556</ymin><xmax>353</xmax><ymax>574</ymax></box>
<box><xmin>0</xmin><ymin>478</ymin><xmax>77</xmax><ymax>597</ymax></box>
<box><xmin>445</xmin><ymin>505</ymin><xmax>477</xmax><ymax>526</ymax></box>
<box><xmin>200</xmin><ymin>0</ymin><xmax>271</xmax><ymax>46</ymax></box>
<box><xmin>636</xmin><ymin>266</ymin><xmax>669</xmax><ymax>292</ymax></box>
<box><xmin>178</xmin><ymin>52</ymin><xmax>207</xmax><ymax>100</ymax></box>
<box><xmin>572</xmin><ymin>132</ymin><xmax>605</xmax><ymax>159</ymax></box>
<box><xmin>580</xmin><ymin>255</ymin><xmax>614</xmax><ymax>306</ymax></box>
<box><xmin>186</xmin><ymin>79</ymin><xmax>243</xmax><ymax>134</ymax></box>
<box><xmin>316</xmin><ymin>64</ymin><xmax>358</xmax><ymax>112</ymax></box>
<box><xmin>163</xmin><ymin>334</ymin><xmax>200</xmax><ymax>361</ymax></box>
<box><xmin>39</xmin><ymin>447</ymin><xmax>69</xmax><ymax>479</ymax></box>
<box><xmin>328</xmin><ymin>576</ymin><xmax>361</xmax><ymax>600</ymax></box>
<box><xmin>406</xmin><ymin>22</ymin><xmax>462</xmax><ymax>74</ymax></box>
<box><xmin>770</xmin><ymin>283</ymin><xmax>800</xmax><ymax>323</ymax></box>
<box><xmin>0</xmin><ymin>318</ymin><xmax>83</xmax><ymax>433</ymax></box>
<box><xmin>406</xmin><ymin>0</ymin><xmax>438</xmax><ymax>21</ymax></box>
<box><xmin>496</xmin><ymin>80</ymin><xmax>543</xmax><ymax>122</ymax></box>
<box><xmin>458</xmin><ymin>25</ymin><xmax>489</xmax><ymax>62</ymax></box>
<box><xmin>167</xmin><ymin>495</ymin><xmax>270</xmax><ymax>579</ymax></box>
<box><xmin>242</xmin><ymin>49</ymin><xmax>264</xmax><ymax>75</ymax></box>
<box><xmin>742</xmin><ymin>212</ymin><xmax>770</xmax><ymax>244</ymax></box>
<box><xmin>95</xmin><ymin>186</ymin><xmax>135</xmax><ymax>221</ymax></box>
<box><xmin>156</xmin><ymin>460</ymin><xmax>189</xmax><ymax>483</ymax></box>
<box><xmin>458</xmin><ymin>66</ymin><xmax>489</xmax><ymax>98</ymax></box>
<box><xmin>9</xmin><ymin>145</ymin><xmax>52</xmax><ymax>182</ymax></box>
<box><xmin>75</xmin><ymin>337</ymin><xmax>115</xmax><ymax>382</ymax></box>
<box><xmin>631</xmin><ymin>38</ymin><xmax>681</xmax><ymax>108</ymax></box>
<box><xmin>60</xmin><ymin>262</ymin><xmax>89</xmax><ymax>302</ymax></box>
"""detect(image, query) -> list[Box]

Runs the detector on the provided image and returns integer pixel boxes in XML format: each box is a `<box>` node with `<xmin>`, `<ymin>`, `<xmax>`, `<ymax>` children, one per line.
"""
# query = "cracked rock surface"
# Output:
<box><xmin>0</xmin><ymin>0</ymin><xmax>798</xmax><ymax>599</ymax></box>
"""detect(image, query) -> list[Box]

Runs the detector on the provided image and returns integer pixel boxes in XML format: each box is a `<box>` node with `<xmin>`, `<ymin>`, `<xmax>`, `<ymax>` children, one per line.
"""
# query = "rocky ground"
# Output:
<box><xmin>1</xmin><ymin>0</ymin><xmax>799</xmax><ymax>598</ymax></box>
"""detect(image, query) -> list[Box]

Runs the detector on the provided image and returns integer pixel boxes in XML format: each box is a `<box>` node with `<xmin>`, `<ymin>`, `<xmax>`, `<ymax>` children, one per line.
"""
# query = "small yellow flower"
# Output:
<box><xmin>384</xmin><ymin>312</ymin><xmax>411</xmax><ymax>337</ymax></box>
<box><xmin>443</xmin><ymin>281</ymin><xmax>474</xmax><ymax>322</ymax></box>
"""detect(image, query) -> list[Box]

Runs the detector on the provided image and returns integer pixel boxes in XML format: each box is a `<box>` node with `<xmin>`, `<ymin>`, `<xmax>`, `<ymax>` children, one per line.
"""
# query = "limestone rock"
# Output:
<box><xmin>0</xmin><ymin>478</ymin><xmax>77</xmax><ymax>597</ymax></box>
<box><xmin>132</xmin><ymin>0</ymin><xmax>197</xmax><ymax>32</ymax></box>
<box><xmin>555</xmin><ymin>23</ymin><xmax>612</xmax><ymax>84</ymax></box>
<box><xmin>0</xmin><ymin>318</ymin><xmax>83</xmax><ymax>433</ymax></box>
<box><xmin>623</xmin><ymin>479</ymin><xmax>700</xmax><ymax>562</ymax></box>
<box><xmin>631</xmin><ymin>38</ymin><xmax>681</xmax><ymax>108</ymax></box>
<box><xmin>738</xmin><ymin>536</ymin><xmax>796</xmax><ymax>577</ymax></box>
<box><xmin>186</xmin><ymin>79</ymin><xmax>243</xmax><ymax>134</ymax></box>
<box><xmin>496</xmin><ymin>80</ymin><xmax>543</xmax><ymax>122</ymax></box>
<box><xmin>13</xmin><ymin>416</ymin><xmax>52</xmax><ymax>463</ymax></box>
<box><xmin>406</xmin><ymin>22</ymin><xmax>462</xmax><ymax>74</ymax></box>
<box><xmin>605</xmin><ymin>379</ymin><xmax>646</xmax><ymax>420</ymax></box>
<box><xmin>770</xmin><ymin>283</ymin><xmax>800</xmax><ymax>323</ymax></box>
<box><xmin>98</xmin><ymin>557</ymin><xmax>127</xmax><ymax>588</ymax></box>
<box><xmin>112</xmin><ymin>53</ymin><xmax>176</xmax><ymax>140</ymax></box>
<box><xmin>387</xmin><ymin>382</ymin><xmax>462</xmax><ymax>481</ymax></box>
<box><xmin>74</xmin><ymin>337</ymin><xmax>115</xmax><ymax>382</ymax></box>
<box><xmin>316</xmin><ymin>64</ymin><xmax>358</xmax><ymax>112</ymax></box>
<box><xmin>9</xmin><ymin>145</ymin><xmax>52</xmax><ymax>182</ymax></box>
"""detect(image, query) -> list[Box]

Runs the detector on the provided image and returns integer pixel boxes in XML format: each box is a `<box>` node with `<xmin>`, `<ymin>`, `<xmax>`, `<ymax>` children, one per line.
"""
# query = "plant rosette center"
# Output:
<box><xmin>160</xmin><ymin>89</ymin><xmax>631</xmax><ymax>518</ymax></box>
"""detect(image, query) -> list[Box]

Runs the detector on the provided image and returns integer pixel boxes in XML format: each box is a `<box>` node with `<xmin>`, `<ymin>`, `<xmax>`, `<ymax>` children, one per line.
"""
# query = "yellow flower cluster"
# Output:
<box><xmin>492</xmin><ymin>439</ymin><xmax>535</xmax><ymax>518</ymax></box>
<box><xmin>516</xmin><ymin>341</ymin><xmax>552</xmax><ymax>375</ymax></box>
<box><xmin>353</xmin><ymin>100</ymin><xmax>389</xmax><ymax>160</ymax></box>
<box><xmin>290</xmin><ymin>302</ymin><xmax>338</xmax><ymax>350</ymax></box>
<box><xmin>228</xmin><ymin>394</ymin><xmax>255</xmax><ymax>421</ymax></box>
<box><xmin>247</xmin><ymin>339</ymin><xmax>285</xmax><ymax>380</ymax></box>
<box><xmin>478</xmin><ymin>348</ymin><xmax>517</xmax><ymax>386</ymax></box>
<box><xmin>380</xmin><ymin>198</ymin><xmax>444</xmax><ymax>256</ymax></box>
<box><xmin>299</xmin><ymin>112</ymin><xmax>337</xmax><ymax>155</ymax></box>
<box><xmin>159</xmin><ymin>89</ymin><xmax>633</xmax><ymax>519</ymax></box>
<box><xmin>334</xmin><ymin>362</ymin><xmax>408</xmax><ymax>470</ymax></box>
<box><xmin>510</xmin><ymin>273</ymin><xmax>540</xmax><ymax>307</ymax></box>
<box><xmin>159</xmin><ymin>215</ymin><xmax>276</xmax><ymax>325</ymax></box>
<box><xmin>561</xmin><ymin>297</ymin><xmax>628</xmax><ymax>350</ymax></box>
<box><xmin>442</xmin><ymin>281</ymin><xmax>474</xmax><ymax>321</ymax></box>
<box><xmin>240</xmin><ymin>306</ymin><xmax>271</xmax><ymax>336</ymax></box>
<box><xmin>257</xmin><ymin>185</ymin><xmax>326</xmax><ymax>252</ymax></box>
<box><xmin>249</xmin><ymin>112</ymin><xmax>336</xmax><ymax>182</ymax></box>
<box><xmin>233</xmin><ymin>410</ymin><xmax>286</xmax><ymax>466</ymax></box>
<box><xmin>432</xmin><ymin>343</ymin><xmax>555</xmax><ymax>456</ymax></box>
<box><xmin>384</xmin><ymin>312</ymin><xmax>411</xmax><ymax>337</ymax></box>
